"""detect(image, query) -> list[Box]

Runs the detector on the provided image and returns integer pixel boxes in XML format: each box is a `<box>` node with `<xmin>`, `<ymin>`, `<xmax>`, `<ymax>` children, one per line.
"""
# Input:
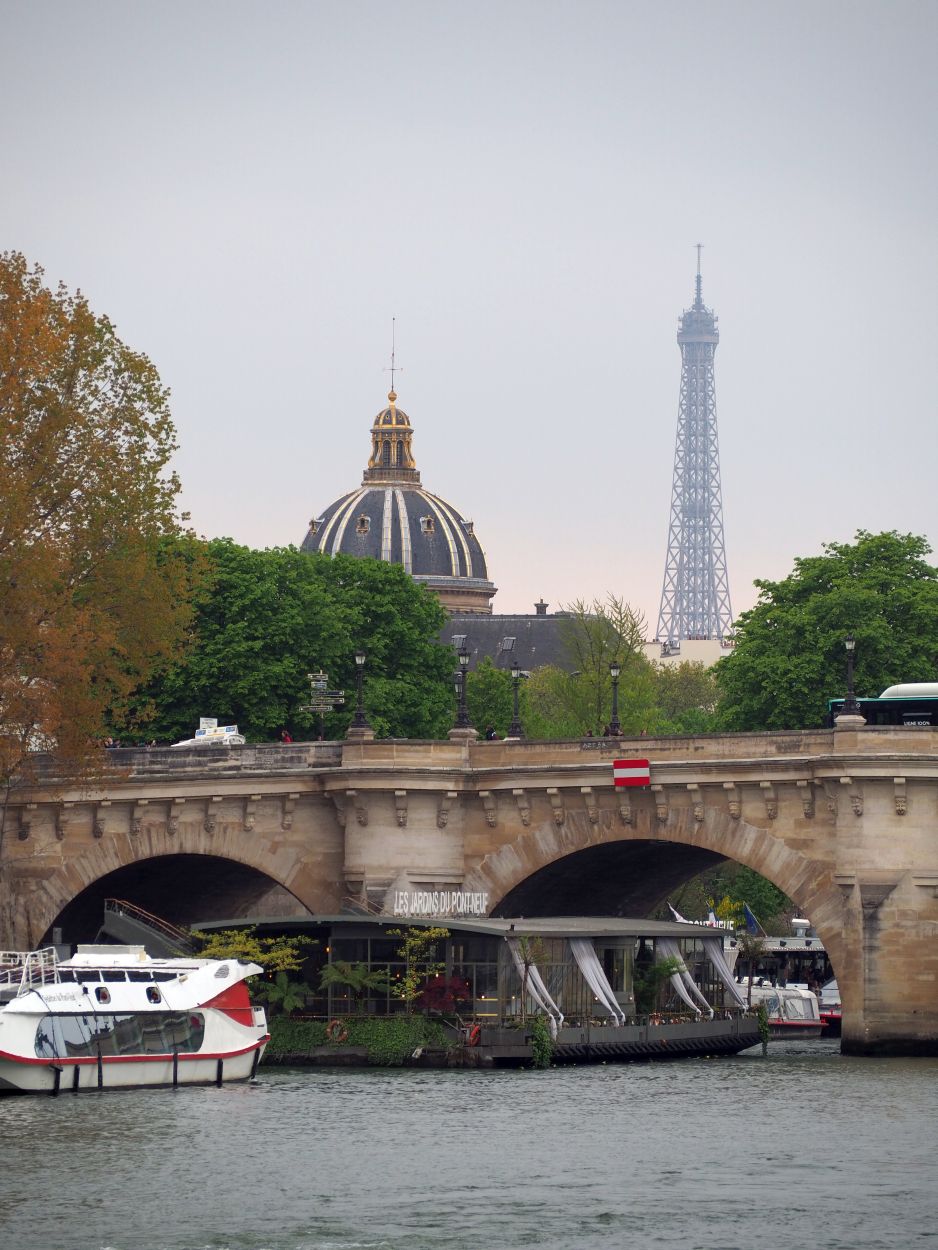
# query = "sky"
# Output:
<box><xmin>3</xmin><ymin>1</ymin><xmax>936</xmax><ymax>629</ymax></box>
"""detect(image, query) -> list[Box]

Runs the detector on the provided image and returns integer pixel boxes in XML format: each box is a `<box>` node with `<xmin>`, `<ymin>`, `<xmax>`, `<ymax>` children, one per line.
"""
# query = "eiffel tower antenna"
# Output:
<box><xmin>656</xmin><ymin>249</ymin><xmax>734</xmax><ymax>645</ymax></box>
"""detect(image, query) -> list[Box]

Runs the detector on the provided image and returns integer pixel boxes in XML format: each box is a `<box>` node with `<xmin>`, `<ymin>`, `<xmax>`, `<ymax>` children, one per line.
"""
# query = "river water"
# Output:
<box><xmin>1</xmin><ymin>1040</ymin><xmax>936</xmax><ymax>1250</ymax></box>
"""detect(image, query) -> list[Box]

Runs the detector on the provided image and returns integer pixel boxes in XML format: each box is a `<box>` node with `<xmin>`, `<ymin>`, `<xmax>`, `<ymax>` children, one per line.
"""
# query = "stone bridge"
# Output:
<box><xmin>2</xmin><ymin>725</ymin><xmax>937</xmax><ymax>1055</ymax></box>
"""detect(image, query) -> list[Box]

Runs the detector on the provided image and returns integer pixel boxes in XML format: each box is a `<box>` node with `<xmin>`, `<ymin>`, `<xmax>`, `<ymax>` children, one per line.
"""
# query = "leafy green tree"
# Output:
<box><xmin>653</xmin><ymin>661</ymin><xmax>720</xmax><ymax>733</ymax></box>
<box><xmin>466</xmin><ymin>657</ymin><xmax>514</xmax><ymax>737</ymax></box>
<box><xmin>190</xmin><ymin>927</ymin><xmax>315</xmax><ymax>973</ymax></box>
<box><xmin>559</xmin><ymin>595</ymin><xmax>652</xmax><ymax>731</ymax></box>
<box><xmin>118</xmin><ymin>541</ymin><xmax>455</xmax><ymax>742</ymax></box>
<box><xmin>387</xmin><ymin>926</ymin><xmax>449</xmax><ymax>1012</ymax></box>
<box><xmin>256</xmin><ymin>969</ymin><xmax>308</xmax><ymax>1016</ymax></box>
<box><xmin>633</xmin><ymin>956</ymin><xmax>682</xmax><ymax>1016</ymax></box>
<box><xmin>319</xmin><ymin>960</ymin><xmax>392</xmax><ymax>1005</ymax></box>
<box><xmin>716</xmin><ymin>530</ymin><xmax>938</xmax><ymax>730</ymax></box>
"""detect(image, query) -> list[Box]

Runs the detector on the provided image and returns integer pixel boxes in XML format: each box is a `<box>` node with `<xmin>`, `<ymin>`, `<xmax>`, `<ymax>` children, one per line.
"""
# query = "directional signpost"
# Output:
<box><xmin>301</xmin><ymin>670</ymin><xmax>345</xmax><ymax>740</ymax></box>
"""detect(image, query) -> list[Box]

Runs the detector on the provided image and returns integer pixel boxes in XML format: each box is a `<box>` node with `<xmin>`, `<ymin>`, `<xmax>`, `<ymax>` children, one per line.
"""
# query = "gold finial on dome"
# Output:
<box><xmin>388</xmin><ymin>389</ymin><xmax>397</xmax><ymax>406</ymax></box>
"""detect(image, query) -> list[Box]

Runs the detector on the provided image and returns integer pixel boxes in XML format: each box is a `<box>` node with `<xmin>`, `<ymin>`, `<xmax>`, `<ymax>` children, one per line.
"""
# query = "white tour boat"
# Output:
<box><xmin>0</xmin><ymin>944</ymin><xmax>268</xmax><ymax>1094</ymax></box>
<box><xmin>744</xmin><ymin>981</ymin><xmax>823</xmax><ymax>1039</ymax></box>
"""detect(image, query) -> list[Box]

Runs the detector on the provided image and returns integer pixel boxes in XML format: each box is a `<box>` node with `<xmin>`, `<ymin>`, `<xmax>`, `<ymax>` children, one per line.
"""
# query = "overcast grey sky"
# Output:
<box><xmin>4</xmin><ymin>2</ymin><xmax>936</xmax><ymax>627</ymax></box>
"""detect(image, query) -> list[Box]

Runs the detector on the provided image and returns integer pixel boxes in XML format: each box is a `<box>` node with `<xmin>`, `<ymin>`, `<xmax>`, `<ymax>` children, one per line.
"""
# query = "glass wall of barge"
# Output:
<box><xmin>315</xmin><ymin>927</ymin><xmax>732</xmax><ymax>1024</ymax></box>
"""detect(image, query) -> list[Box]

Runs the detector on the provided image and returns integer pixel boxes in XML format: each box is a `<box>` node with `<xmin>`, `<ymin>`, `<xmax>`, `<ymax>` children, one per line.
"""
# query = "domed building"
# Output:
<box><xmin>301</xmin><ymin>390</ymin><xmax>497</xmax><ymax>614</ymax></box>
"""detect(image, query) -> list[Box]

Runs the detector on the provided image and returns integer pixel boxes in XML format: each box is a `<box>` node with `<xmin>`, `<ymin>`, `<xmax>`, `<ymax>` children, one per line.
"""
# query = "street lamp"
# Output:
<box><xmin>351</xmin><ymin>650</ymin><xmax>371</xmax><ymax>730</ymax></box>
<box><xmin>608</xmin><ymin>659</ymin><xmax>621</xmax><ymax>736</ymax></box>
<box><xmin>508</xmin><ymin>660</ymin><xmax>524</xmax><ymax>739</ymax></box>
<box><xmin>842</xmin><ymin>635</ymin><xmax>860</xmax><ymax>716</ymax></box>
<box><xmin>455</xmin><ymin>647</ymin><xmax>472</xmax><ymax>729</ymax></box>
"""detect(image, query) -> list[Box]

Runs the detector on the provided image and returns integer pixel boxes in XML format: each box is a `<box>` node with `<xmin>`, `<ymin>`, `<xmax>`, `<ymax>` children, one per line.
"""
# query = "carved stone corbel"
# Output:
<box><xmin>833</xmin><ymin>873</ymin><xmax>856</xmax><ymax>897</ymax></box>
<box><xmin>723</xmin><ymin>782</ymin><xmax>740</xmax><ymax>820</ymax></box>
<box><xmin>912</xmin><ymin>873</ymin><xmax>938</xmax><ymax>898</ymax></box>
<box><xmin>479</xmin><ymin>791</ymin><xmax>497</xmax><ymax>828</ymax></box>
<box><xmin>94</xmin><ymin>801</ymin><xmax>111</xmax><ymax>839</ymax></box>
<box><xmin>893</xmin><ymin>777</ymin><xmax>907</xmax><ymax>817</ymax></box>
<box><xmin>131</xmin><ymin>800</ymin><xmax>149</xmax><ymax>836</ymax></box>
<box><xmin>394</xmin><ymin>790</ymin><xmax>408</xmax><ymax>828</ymax></box>
<box><xmin>55</xmin><ymin>802</ymin><xmax>74</xmax><ymax>842</ymax></box>
<box><xmin>796</xmin><ymin>780</ymin><xmax>814</xmax><ymax>818</ymax></box>
<box><xmin>437</xmin><ymin>791</ymin><xmax>457</xmax><ymax>829</ymax></box>
<box><xmin>16</xmin><ymin>803</ymin><xmax>36</xmax><ymax>841</ymax></box>
<box><xmin>547</xmin><ymin>787</ymin><xmax>565</xmax><ymax>827</ymax></box>
<box><xmin>840</xmin><ymin>775</ymin><xmax>862</xmax><ymax>816</ymax></box>
<box><xmin>617</xmin><ymin>793</ymin><xmax>633</xmax><ymax>825</ymax></box>
<box><xmin>760</xmin><ymin>781</ymin><xmax>777</xmax><ymax>820</ymax></box>
<box><xmin>581</xmin><ymin>787</ymin><xmax>599</xmax><ymax>824</ymax></box>
<box><xmin>651</xmin><ymin>784</ymin><xmax>668</xmax><ymax>825</ymax></box>
<box><xmin>687</xmin><ymin>784</ymin><xmax>704</xmax><ymax>823</ymax></box>
<box><xmin>823</xmin><ymin>781</ymin><xmax>839</xmax><ymax>816</ymax></box>
<box><xmin>281</xmin><ymin>793</ymin><xmax>299</xmax><ymax>831</ymax></box>
<box><xmin>167</xmin><ymin>797</ymin><xmax>186</xmax><ymax>836</ymax></box>
<box><xmin>205</xmin><ymin>796</ymin><xmax>222</xmax><ymax>834</ymax></box>
<box><xmin>512</xmin><ymin>788</ymin><xmax>530</xmax><ymax>827</ymax></box>
<box><xmin>243</xmin><ymin>794</ymin><xmax>261</xmax><ymax>832</ymax></box>
<box><xmin>346</xmin><ymin>790</ymin><xmax>368</xmax><ymax>827</ymax></box>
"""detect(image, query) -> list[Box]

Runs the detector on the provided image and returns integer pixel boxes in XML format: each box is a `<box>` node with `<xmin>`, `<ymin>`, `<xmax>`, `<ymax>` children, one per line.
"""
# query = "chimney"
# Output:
<box><xmin>535</xmin><ymin>599</ymin><xmax>548</xmax><ymax>616</ymax></box>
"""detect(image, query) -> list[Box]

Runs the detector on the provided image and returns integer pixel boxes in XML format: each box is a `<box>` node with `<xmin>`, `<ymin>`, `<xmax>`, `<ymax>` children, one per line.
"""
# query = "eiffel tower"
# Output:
<box><xmin>656</xmin><ymin>249</ymin><xmax>734</xmax><ymax>646</ymax></box>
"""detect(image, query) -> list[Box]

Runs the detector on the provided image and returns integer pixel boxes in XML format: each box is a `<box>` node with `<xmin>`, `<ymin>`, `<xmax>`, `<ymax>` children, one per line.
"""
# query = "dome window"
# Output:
<box><xmin>355</xmin><ymin>515</ymin><xmax>371</xmax><ymax>535</ymax></box>
<box><xmin>309</xmin><ymin>518</ymin><xmax>322</xmax><ymax>536</ymax></box>
<box><xmin>420</xmin><ymin>515</ymin><xmax>435</xmax><ymax>536</ymax></box>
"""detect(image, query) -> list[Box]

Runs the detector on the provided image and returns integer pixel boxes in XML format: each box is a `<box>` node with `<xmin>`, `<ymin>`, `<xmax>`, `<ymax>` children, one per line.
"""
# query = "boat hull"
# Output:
<box><xmin>0</xmin><ymin>1039</ymin><xmax>267</xmax><ymax>1094</ymax></box>
<box><xmin>767</xmin><ymin>1019</ymin><xmax>823</xmax><ymax>1040</ymax></box>
<box><xmin>479</xmin><ymin>1016</ymin><xmax>762</xmax><ymax>1065</ymax></box>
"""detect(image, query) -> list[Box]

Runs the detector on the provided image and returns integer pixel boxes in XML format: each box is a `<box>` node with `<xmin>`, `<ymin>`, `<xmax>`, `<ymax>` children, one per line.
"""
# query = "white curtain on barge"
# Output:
<box><xmin>568</xmin><ymin>938</ymin><xmax>626</xmax><ymax>1025</ymax></box>
<box><xmin>505</xmin><ymin>937</ymin><xmax>564</xmax><ymax>1037</ymax></box>
<box><xmin>701</xmin><ymin>936</ymin><xmax>748</xmax><ymax>1009</ymax></box>
<box><xmin>655</xmin><ymin>937</ymin><xmax>713</xmax><ymax>1018</ymax></box>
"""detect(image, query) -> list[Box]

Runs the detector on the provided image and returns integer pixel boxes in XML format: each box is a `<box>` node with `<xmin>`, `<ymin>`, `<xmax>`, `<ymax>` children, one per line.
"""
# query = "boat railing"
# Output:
<box><xmin>0</xmin><ymin>946</ymin><xmax>60</xmax><ymax>996</ymax></box>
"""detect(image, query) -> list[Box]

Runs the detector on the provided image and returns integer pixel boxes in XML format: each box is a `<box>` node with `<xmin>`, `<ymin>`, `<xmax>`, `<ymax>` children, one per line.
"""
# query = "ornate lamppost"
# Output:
<box><xmin>350</xmin><ymin>650</ymin><xmax>371</xmax><ymax>732</ymax></box>
<box><xmin>508</xmin><ymin>660</ymin><xmax>524</xmax><ymax>739</ymax></box>
<box><xmin>842</xmin><ymin>635</ymin><xmax>860</xmax><ymax>716</ymax></box>
<box><xmin>608</xmin><ymin>659</ymin><xmax>621</xmax><ymax>736</ymax></box>
<box><xmin>455</xmin><ymin>647</ymin><xmax>472</xmax><ymax>730</ymax></box>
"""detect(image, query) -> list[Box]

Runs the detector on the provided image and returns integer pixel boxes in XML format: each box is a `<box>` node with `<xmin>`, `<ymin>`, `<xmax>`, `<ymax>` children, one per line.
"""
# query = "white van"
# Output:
<box><xmin>172</xmin><ymin>724</ymin><xmax>246</xmax><ymax>747</ymax></box>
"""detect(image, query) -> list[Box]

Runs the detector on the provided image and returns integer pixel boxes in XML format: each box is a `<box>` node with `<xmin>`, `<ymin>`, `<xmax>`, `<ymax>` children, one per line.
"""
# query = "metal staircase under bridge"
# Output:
<box><xmin>97</xmin><ymin>899</ymin><xmax>195</xmax><ymax>957</ymax></box>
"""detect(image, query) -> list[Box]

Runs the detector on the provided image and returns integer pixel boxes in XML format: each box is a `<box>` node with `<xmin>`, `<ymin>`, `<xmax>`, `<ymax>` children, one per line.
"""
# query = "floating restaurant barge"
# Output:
<box><xmin>207</xmin><ymin>913</ymin><xmax>763</xmax><ymax>1067</ymax></box>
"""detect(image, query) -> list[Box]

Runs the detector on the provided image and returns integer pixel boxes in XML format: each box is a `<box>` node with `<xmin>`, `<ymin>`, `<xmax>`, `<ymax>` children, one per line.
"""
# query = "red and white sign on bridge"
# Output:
<box><xmin>612</xmin><ymin>758</ymin><xmax>651</xmax><ymax>787</ymax></box>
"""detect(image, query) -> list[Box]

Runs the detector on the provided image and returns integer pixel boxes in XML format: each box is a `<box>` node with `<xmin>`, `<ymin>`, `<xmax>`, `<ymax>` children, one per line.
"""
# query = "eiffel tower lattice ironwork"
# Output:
<box><xmin>656</xmin><ymin>250</ymin><xmax>734</xmax><ymax>645</ymax></box>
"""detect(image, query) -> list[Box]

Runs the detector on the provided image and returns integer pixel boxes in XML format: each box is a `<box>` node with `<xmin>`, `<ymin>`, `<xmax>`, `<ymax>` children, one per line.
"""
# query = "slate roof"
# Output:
<box><xmin>441</xmin><ymin>610</ymin><xmax>573</xmax><ymax>672</ymax></box>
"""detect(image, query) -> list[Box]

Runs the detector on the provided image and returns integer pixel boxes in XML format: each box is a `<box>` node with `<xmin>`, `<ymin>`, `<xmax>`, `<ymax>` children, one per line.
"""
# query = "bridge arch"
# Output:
<box><xmin>465</xmin><ymin>806</ymin><xmax>849</xmax><ymax>984</ymax></box>
<box><xmin>20</xmin><ymin>828</ymin><xmax>344</xmax><ymax>949</ymax></box>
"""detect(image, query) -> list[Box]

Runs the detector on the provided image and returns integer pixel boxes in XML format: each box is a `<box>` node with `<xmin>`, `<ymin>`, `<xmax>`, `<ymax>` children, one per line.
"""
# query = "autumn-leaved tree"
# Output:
<box><xmin>0</xmin><ymin>253</ymin><xmax>198</xmax><ymax>813</ymax></box>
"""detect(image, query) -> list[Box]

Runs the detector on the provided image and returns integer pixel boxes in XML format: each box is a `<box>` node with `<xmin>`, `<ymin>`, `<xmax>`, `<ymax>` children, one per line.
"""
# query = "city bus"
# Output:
<box><xmin>826</xmin><ymin>683</ymin><xmax>938</xmax><ymax>727</ymax></box>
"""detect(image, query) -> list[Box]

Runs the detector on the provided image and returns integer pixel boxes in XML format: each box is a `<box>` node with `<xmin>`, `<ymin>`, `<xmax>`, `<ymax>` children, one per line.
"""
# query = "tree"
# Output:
<box><xmin>633</xmin><ymin>956</ymin><xmax>682</xmax><ymax>1017</ymax></box>
<box><xmin>387</xmin><ymin>926</ymin><xmax>449</xmax><ymax>1012</ymax></box>
<box><xmin>515</xmin><ymin>934</ymin><xmax>547</xmax><ymax>1025</ymax></box>
<box><xmin>559</xmin><ymin>596</ymin><xmax>652</xmax><ymax>732</ymax></box>
<box><xmin>0</xmin><ymin>253</ymin><xmax>197</xmax><ymax>805</ymax></box>
<box><xmin>653</xmin><ymin>661</ymin><xmax>720</xmax><ymax>734</ymax></box>
<box><xmin>319</xmin><ymin>960</ymin><xmax>392</xmax><ymax>1006</ymax></box>
<box><xmin>257</xmin><ymin>969</ymin><xmax>308</xmax><ymax>1017</ymax></box>
<box><xmin>466</xmin><ymin>657</ymin><xmax>514</xmax><ymax>737</ymax></box>
<box><xmin>117</xmin><ymin>541</ymin><xmax>456</xmax><ymax>743</ymax></box>
<box><xmin>735</xmin><ymin>932</ymin><xmax>766</xmax><ymax>1007</ymax></box>
<box><xmin>191</xmin><ymin>927</ymin><xmax>315</xmax><ymax>974</ymax></box>
<box><xmin>715</xmin><ymin>531</ymin><xmax>938</xmax><ymax>730</ymax></box>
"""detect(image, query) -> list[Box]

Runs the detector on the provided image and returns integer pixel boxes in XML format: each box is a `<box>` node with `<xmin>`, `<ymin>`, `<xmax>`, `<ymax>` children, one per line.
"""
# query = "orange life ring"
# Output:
<box><xmin>326</xmin><ymin>1019</ymin><xmax>349</xmax><ymax>1044</ymax></box>
<box><xmin>468</xmin><ymin>1024</ymin><xmax>482</xmax><ymax>1047</ymax></box>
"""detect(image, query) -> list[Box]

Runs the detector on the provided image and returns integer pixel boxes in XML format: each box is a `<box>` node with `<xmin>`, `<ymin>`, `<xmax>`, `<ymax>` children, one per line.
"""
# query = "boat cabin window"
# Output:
<box><xmin>146</xmin><ymin>986</ymin><xmax>162</xmax><ymax>1004</ymax></box>
<box><xmin>33</xmin><ymin>1011</ymin><xmax>206</xmax><ymax>1059</ymax></box>
<box><xmin>152</xmin><ymin>971</ymin><xmax>177</xmax><ymax>982</ymax></box>
<box><xmin>95</xmin><ymin>986</ymin><xmax>111</xmax><ymax>1004</ymax></box>
<box><xmin>127</xmin><ymin>970</ymin><xmax>153</xmax><ymax>982</ymax></box>
<box><xmin>78</xmin><ymin>972</ymin><xmax>101</xmax><ymax>982</ymax></box>
<box><xmin>102</xmin><ymin>970</ymin><xmax>127</xmax><ymax>982</ymax></box>
<box><xmin>56</xmin><ymin>970</ymin><xmax>76</xmax><ymax>982</ymax></box>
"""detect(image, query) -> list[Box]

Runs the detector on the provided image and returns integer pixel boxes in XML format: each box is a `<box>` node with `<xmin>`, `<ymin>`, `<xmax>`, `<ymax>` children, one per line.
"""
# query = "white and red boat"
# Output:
<box><xmin>0</xmin><ymin>944</ymin><xmax>268</xmax><ymax>1094</ymax></box>
<box><xmin>745</xmin><ymin>981</ymin><xmax>823</xmax><ymax>1039</ymax></box>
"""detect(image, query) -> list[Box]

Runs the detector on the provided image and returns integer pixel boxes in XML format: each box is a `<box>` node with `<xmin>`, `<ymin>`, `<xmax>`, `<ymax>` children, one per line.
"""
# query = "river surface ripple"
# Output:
<box><xmin>1</xmin><ymin>1041</ymin><xmax>936</xmax><ymax>1250</ymax></box>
